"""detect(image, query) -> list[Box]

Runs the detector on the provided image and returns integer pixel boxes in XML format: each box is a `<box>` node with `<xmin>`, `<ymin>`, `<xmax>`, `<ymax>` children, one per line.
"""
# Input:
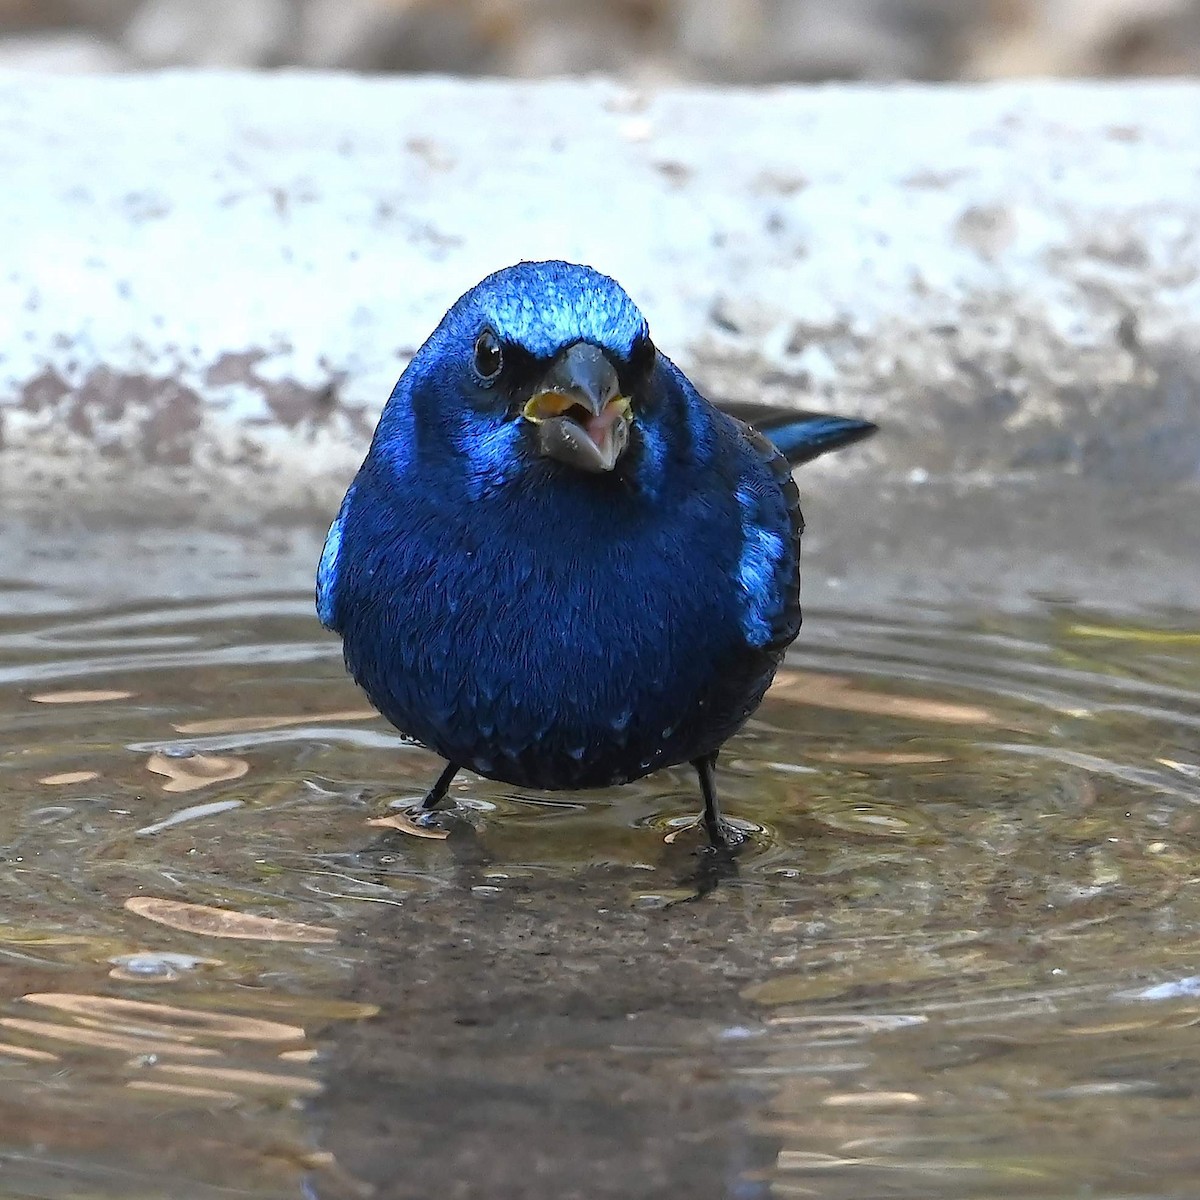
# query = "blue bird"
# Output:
<box><xmin>318</xmin><ymin>261</ymin><xmax>875</xmax><ymax>848</ymax></box>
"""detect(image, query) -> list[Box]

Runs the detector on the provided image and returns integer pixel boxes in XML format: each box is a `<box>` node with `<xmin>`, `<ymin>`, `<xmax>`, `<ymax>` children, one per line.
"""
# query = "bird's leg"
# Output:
<box><xmin>693</xmin><ymin>753</ymin><xmax>744</xmax><ymax>850</ymax></box>
<box><xmin>420</xmin><ymin>761</ymin><xmax>461</xmax><ymax>811</ymax></box>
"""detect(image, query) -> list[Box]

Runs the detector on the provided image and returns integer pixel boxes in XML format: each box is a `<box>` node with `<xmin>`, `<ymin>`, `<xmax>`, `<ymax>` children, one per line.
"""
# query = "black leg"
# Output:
<box><xmin>662</xmin><ymin>752</ymin><xmax>742</xmax><ymax>902</ymax></box>
<box><xmin>693</xmin><ymin>752</ymin><xmax>732</xmax><ymax>849</ymax></box>
<box><xmin>420</xmin><ymin>761</ymin><xmax>461</xmax><ymax>811</ymax></box>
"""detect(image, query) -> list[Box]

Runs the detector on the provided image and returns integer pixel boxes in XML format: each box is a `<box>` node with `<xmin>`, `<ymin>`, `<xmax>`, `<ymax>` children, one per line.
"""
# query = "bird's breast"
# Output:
<box><xmin>338</xmin><ymin>480</ymin><xmax>783</xmax><ymax>788</ymax></box>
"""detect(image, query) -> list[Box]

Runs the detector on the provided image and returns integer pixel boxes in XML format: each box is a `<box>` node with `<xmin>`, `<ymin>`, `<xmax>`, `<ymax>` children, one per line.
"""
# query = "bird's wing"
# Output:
<box><xmin>316</xmin><ymin>483</ymin><xmax>356</xmax><ymax>633</ymax></box>
<box><xmin>726</xmin><ymin>415</ymin><xmax>804</xmax><ymax>653</ymax></box>
<box><xmin>717</xmin><ymin>401</ymin><xmax>877</xmax><ymax>468</ymax></box>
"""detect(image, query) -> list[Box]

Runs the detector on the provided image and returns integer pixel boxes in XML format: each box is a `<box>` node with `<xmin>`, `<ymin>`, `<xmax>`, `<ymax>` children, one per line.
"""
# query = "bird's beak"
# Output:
<box><xmin>521</xmin><ymin>343</ymin><xmax>633</xmax><ymax>473</ymax></box>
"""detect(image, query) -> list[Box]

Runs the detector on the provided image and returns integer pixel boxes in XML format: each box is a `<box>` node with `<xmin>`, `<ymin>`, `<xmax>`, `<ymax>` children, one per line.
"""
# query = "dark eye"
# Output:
<box><xmin>473</xmin><ymin>329</ymin><xmax>503</xmax><ymax>381</ymax></box>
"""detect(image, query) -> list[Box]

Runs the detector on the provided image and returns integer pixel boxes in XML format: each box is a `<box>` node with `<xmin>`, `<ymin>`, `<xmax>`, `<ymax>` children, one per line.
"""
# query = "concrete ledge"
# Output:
<box><xmin>2</xmin><ymin>72</ymin><xmax>1199</xmax><ymax>519</ymax></box>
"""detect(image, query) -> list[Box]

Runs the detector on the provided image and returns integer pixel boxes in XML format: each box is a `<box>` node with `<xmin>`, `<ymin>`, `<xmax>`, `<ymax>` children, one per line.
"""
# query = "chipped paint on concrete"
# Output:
<box><xmin>2</xmin><ymin>73</ymin><xmax>1200</xmax><ymax>515</ymax></box>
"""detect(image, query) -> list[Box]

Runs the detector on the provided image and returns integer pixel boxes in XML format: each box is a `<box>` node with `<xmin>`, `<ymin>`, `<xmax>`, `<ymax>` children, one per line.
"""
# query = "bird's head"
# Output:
<box><xmin>392</xmin><ymin>261</ymin><xmax>661</xmax><ymax>490</ymax></box>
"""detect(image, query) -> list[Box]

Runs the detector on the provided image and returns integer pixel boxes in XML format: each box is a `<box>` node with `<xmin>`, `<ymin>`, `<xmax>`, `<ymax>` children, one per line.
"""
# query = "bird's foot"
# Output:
<box><xmin>412</xmin><ymin>805</ymin><xmax>452</xmax><ymax>829</ymax></box>
<box><xmin>704</xmin><ymin>815</ymin><xmax>750</xmax><ymax>852</ymax></box>
<box><xmin>366</xmin><ymin>804</ymin><xmax>456</xmax><ymax>840</ymax></box>
<box><xmin>663</xmin><ymin>814</ymin><xmax>754</xmax><ymax>851</ymax></box>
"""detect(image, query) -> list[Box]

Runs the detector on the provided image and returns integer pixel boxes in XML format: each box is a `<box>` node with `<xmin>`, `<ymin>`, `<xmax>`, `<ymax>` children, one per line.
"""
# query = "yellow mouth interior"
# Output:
<box><xmin>522</xmin><ymin>393</ymin><xmax>633</xmax><ymax>425</ymax></box>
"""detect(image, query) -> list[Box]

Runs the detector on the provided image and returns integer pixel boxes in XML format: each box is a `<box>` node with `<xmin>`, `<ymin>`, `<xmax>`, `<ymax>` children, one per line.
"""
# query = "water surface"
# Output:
<box><xmin>1</xmin><ymin>533</ymin><xmax>1199</xmax><ymax>1199</ymax></box>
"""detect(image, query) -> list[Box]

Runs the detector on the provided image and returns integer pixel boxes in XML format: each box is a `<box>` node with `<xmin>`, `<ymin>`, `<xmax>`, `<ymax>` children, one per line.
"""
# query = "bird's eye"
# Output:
<box><xmin>473</xmin><ymin>329</ymin><xmax>503</xmax><ymax>381</ymax></box>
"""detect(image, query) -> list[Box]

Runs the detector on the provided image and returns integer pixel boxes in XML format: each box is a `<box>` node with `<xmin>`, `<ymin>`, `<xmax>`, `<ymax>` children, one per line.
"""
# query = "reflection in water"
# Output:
<box><xmin>772</xmin><ymin>669</ymin><xmax>1001</xmax><ymax>725</ymax></box>
<box><xmin>39</xmin><ymin>768</ymin><xmax>102</xmax><ymax>785</ymax></box>
<box><xmin>109</xmin><ymin>950</ymin><xmax>221</xmax><ymax>982</ymax></box>
<box><xmin>145</xmin><ymin>750</ymin><xmax>251</xmax><ymax>793</ymax></box>
<box><xmin>124</xmin><ymin>896</ymin><xmax>339</xmax><ymax>942</ymax></box>
<box><xmin>173</xmin><ymin>709</ymin><xmax>378</xmax><ymax>735</ymax></box>
<box><xmin>135</xmin><ymin>797</ymin><xmax>246</xmax><ymax>836</ymax></box>
<box><xmin>0</xmin><ymin>580</ymin><xmax>1198</xmax><ymax>1197</ymax></box>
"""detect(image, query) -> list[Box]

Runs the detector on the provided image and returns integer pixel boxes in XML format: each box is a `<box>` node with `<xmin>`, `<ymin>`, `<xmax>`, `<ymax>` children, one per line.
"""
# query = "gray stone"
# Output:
<box><xmin>0</xmin><ymin>31</ymin><xmax>126</xmax><ymax>71</ymax></box>
<box><xmin>64</xmin><ymin>0</ymin><xmax>142</xmax><ymax>38</ymax></box>
<box><xmin>295</xmin><ymin>0</ymin><xmax>487</xmax><ymax>73</ymax></box>
<box><xmin>499</xmin><ymin>3</ymin><xmax>657</xmax><ymax>78</ymax></box>
<box><xmin>672</xmin><ymin>0</ymin><xmax>965</xmax><ymax>81</ymax></box>
<box><xmin>122</xmin><ymin>0</ymin><xmax>294</xmax><ymax>67</ymax></box>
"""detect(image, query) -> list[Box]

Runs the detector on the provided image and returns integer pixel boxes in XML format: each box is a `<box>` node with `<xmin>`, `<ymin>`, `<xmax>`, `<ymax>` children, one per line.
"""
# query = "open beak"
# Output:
<box><xmin>521</xmin><ymin>342</ymin><xmax>633</xmax><ymax>473</ymax></box>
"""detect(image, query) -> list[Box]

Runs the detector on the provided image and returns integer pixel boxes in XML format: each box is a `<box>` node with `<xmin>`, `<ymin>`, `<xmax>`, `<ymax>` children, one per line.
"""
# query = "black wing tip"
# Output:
<box><xmin>821</xmin><ymin>415</ymin><xmax>878</xmax><ymax>442</ymax></box>
<box><xmin>767</xmin><ymin>412</ymin><xmax>880</xmax><ymax>467</ymax></box>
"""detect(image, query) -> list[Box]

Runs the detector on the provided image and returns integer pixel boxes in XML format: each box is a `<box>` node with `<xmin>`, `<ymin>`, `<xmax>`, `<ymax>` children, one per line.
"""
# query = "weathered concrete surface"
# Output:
<box><xmin>2</xmin><ymin>73</ymin><xmax>1200</xmax><ymax>518</ymax></box>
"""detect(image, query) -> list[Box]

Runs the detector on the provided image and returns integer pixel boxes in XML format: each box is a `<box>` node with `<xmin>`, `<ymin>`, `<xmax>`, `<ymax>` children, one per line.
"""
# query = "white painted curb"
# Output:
<box><xmin>3</xmin><ymin>73</ymin><xmax>1198</xmax><ymax>512</ymax></box>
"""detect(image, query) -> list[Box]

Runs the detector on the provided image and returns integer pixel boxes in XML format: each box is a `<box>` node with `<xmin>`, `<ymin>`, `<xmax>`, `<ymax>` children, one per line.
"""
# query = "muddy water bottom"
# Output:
<box><xmin>1</xmin><ymin>522</ymin><xmax>1200</xmax><ymax>1199</ymax></box>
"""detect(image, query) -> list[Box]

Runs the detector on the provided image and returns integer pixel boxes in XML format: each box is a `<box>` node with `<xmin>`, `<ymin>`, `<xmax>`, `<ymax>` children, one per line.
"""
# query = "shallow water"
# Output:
<box><xmin>2</xmin><ymin>536</ymin><xmax>1200</xmax><ymax>1199</ymax></box>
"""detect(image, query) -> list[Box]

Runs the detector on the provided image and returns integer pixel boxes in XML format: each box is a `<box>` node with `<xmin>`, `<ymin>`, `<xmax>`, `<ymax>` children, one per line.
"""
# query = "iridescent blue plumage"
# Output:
<box><xmin>319</xmin><ymin>261</ymin><xmax>874</xmax><ymax>844</ymax></box>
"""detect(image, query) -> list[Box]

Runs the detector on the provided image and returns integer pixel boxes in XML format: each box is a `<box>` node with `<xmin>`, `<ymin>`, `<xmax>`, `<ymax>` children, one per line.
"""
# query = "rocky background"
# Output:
<box><xmin>2</xmin><ymin>0</ymin><xmax>1200</xmax><ymax>79</ymax></box>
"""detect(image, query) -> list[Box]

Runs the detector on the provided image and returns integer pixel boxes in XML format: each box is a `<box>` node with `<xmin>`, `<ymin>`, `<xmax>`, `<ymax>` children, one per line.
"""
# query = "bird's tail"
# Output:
<box><xmin>721</xmin><ymin>402</ymin><xmax>878</xmax><ymax>467</ymax></box>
